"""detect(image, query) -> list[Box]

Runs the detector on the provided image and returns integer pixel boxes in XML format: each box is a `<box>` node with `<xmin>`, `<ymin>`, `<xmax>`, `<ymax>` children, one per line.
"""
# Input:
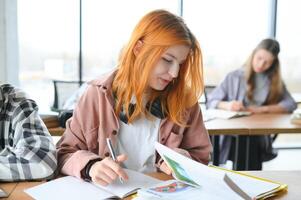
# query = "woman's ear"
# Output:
<box><xmin>133</xmin><ymin>40</ymin><xmax>143</xmax><ymax>56</ymax></box>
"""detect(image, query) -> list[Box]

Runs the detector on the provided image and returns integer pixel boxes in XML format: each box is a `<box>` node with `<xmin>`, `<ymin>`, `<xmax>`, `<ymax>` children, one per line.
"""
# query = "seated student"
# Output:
<box><xmin>207</xmin><ymin>38</ymin><xmax>297</xmax><ymax>169</ymax></box>
<box><xmin>0</xmin><ymin>84</ymin><xmax>57</xmax><ymax>181</ymax></box>
<box><xmin>57</xmin><ymin>9</ymin><xmax>212</xmax><ymax>186</ymax></box>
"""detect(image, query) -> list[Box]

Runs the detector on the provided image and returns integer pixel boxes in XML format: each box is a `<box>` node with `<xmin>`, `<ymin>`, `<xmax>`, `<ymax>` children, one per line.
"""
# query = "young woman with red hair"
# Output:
<box><xmin>57</xmin><ymin>9</ymin><xmax>211</xmax><ymax>186</ymax></box>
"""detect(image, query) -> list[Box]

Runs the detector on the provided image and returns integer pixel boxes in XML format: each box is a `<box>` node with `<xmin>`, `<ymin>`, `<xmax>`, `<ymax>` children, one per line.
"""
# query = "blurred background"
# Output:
<box><xmin>1</xmin><ymin>0</ymin><xmax>300</xmax><ymax>112</ymax></box>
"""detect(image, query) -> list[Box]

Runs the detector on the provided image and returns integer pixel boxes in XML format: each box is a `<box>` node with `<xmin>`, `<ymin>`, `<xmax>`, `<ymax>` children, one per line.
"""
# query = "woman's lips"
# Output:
<box><xmin>160</xmin><ymin>78</ymin><xmax>171</xmax><ymax>85</ymax></box>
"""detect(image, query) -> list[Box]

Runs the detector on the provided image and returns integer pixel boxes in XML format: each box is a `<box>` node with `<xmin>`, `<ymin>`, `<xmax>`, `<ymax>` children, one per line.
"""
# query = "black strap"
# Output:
<box><xmin>82</xmin><ymin>158</ymin><xmax>102</xmax><ymax>181</ymax></box>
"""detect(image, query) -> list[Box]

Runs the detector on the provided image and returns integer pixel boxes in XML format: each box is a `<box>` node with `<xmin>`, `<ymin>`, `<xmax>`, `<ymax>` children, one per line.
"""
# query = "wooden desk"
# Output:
<box><xmin>41</xmin><ymin>115</ymin><xmax>60</xmax><ymax>129</ymax></box>
<box><xmin>205</xmin><ymin>113</ymin><xmax>301</xmax><ymax>135</ymax></box>
<box><xmin>0</xmin><ymin>181</ymin><xmax>44</xmax><ymax>200</ymax></box>
<box><xmin>44</xmin><ymin>113</ymin><xmax>301</xmax><ymax>136</ymax></box>
<box><xmin>246</xmin><ymin>170</ymin><xmax>301</xmax><ymax>200</ymax></box>
<box><xmin>205</xmin><ymin>113</ymin><xmax>301</xmax><ymax>169</ymax></box>
<box><xmin>48</xmin><ymin>127</ymin><xmax>65</xmax><ymax>136</ymax></box>
<box><xmin>0</xmin><ymin>171</ymin><xmax>298</xmax><ymax>200</ymax></box>
<box><xmin>41</xmin><ymin>115</ymin><xmax>65</xmax><ymax>136</ymax></box>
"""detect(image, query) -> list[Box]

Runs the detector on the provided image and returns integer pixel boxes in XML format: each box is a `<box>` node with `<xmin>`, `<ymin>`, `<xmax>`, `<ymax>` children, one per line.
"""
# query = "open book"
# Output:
<box><xmin>138</xmin><ymin>142</ymin><xmax>287</xmax><ymax>200</ymax></box>
<box><xmin>204</xmin><ymin>109</ymin><xmax>251</xmax><ymax>120</ymax></box>
<box><xmin>25</xmin><ymin>169</ymin><xmax>161</xmax><ymax>200</ymax></box>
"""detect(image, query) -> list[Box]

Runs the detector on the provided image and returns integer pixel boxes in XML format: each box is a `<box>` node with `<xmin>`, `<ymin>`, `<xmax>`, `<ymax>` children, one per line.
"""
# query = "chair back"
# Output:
<box><xmin>204</xmin><ymin>85</ymin><xmax>216</xmax><ymax>108</ymax></box>
<box><xmin>51</xmin><ymin>80</ymin><xmax>81</xmax><ymax>112</ymax></box>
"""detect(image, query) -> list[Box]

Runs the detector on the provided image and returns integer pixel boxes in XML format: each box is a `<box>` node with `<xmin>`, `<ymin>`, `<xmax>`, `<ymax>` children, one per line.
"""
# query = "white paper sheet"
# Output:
<box><xmin>25</xmin><ymin>169</ymin><xmax>161</xmax><ymax>200</ymax></box>
<box><xmin>95</xmin><ymin>169</ymin><xmax>162</xmax><ymax>197</ymax></box>
<box><xmin>155</xmin><ymin>142</ymin><xmax>242</xmax><ymax>199</ymax></box>
<box><xmin>25</xmin><ymin>176</ymin><xmax>114</xmax><ymax>200</ymax></box>
<box><xmin>204</xmin><ymin>109</ymin><xmax>251</xmax><ymax>119</ymax></box>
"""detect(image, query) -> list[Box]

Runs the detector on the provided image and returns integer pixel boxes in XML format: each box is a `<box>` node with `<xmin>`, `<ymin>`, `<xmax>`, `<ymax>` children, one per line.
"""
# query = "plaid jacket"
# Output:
<box><xmin>0</xmin><ymin>84</ymin><xmax>57</xmax><ymax>181</ymax></box>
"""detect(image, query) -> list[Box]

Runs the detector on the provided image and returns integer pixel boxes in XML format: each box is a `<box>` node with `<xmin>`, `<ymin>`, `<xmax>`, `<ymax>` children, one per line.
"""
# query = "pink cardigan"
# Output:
<box><xmin>56</xmin><ymin>71</ymin><xmax>212</xmax><ymax>179</ymax></box>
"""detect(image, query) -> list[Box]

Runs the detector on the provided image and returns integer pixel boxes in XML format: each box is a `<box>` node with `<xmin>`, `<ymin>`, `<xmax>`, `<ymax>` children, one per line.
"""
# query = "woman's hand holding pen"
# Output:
<box><xmin>89</xmin><ymin>154</ymin><xmax>129</xmax><ymax>186</ymax></box>
<box><xmin>218</xmin><ymin>101</ymin><xmax>245</xmax><ymax>111</ymax></box>
<box><xmin>227</xmin><ymin>101</ymin><xmax>245</xmax><ymax>111</ymax></box>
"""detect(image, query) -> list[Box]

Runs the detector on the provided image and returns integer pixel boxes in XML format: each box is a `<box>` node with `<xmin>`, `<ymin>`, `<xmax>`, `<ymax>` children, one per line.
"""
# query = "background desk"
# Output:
<box><xmin>205</xmin><ymin>113</ymin><xmax>301</xmax><ymax>135</ymax></box>
<box><xmin>0</xmin><ymin>171</ymin><xmax>298</xmax><ymax>200</ymax></box>
<box><xmin>41</xmin><ymin>114</ymin><xmax>65</xmax><ymax>136</ymax></box>
<box><xmin>205</xmin><ymin>114</ymin><xmax>301</xmax><ymax>170</ymax></box>
<box><xmin>41</xmin><ymin>113</ymin><xmax>301</xmax><ymax>169</ymax></box>
<box><xmin>42</xmin><ymin>113</ymin><xmax>301</xmax><ymax>136</ymax></box>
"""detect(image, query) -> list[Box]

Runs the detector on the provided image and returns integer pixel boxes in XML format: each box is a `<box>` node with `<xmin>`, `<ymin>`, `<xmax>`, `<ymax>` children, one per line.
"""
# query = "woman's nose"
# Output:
<box><xmin>168</xmin><ymin>64</ymin><xmax>180</xmax><ymax>78</ymax></box>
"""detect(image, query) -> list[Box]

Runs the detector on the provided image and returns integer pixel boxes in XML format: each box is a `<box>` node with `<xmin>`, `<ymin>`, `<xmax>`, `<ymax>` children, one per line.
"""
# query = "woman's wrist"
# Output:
<box><xmin>82</xmin><ymin>158</ymin><xmax>102</xmax><ymax>181</ymax></box>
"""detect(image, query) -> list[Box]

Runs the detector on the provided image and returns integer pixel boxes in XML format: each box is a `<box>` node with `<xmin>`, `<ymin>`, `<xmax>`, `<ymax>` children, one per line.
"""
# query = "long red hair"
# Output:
<box><xmin>112</xmin><ymin>10</ymin><xmax>204</xmax><ymax>126</ymax></box>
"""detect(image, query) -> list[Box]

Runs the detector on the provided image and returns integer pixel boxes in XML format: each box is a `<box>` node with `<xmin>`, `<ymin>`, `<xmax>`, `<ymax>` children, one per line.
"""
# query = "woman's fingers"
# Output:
<box><xmin>109</xmin><ymin>163</ymin><xmax>129</xmax><ymax>181</ymax></box>
<box><xmin>92</xmin><ymin>175</ymin><xmax>109</xmax><ymax>186</ymax></box>
<box><xmin>117</xmin><ymin>154</ymin><xmax>128</xmax><ymax>163</ymax></box>
<box><xmin>160</xmin><ymin>162</ymin><xmax>172</xmax><ymax>175</ymax></box>
<box><xmin>112</xmin><ymin>155</ymin><xmax>129</xmax><ymax>180</ymax></box>
<box><xmin>229</xmin><ymin>101</ymin><xmax>245</xmax><ymax>111</ymax></box>
<box><xmin>101</xmin><ymin>164</ymin><xmax>119</xmax><ymax>180</ymax></box>
<box><xmin>89</xmin><ymin>155</ymin><xmax>128</xmax><ymax>185</ymax></box>
<box><xmin>92</xmin><ymin>169</ymin><xmax>114</xmax><ymax>186</ymax></box>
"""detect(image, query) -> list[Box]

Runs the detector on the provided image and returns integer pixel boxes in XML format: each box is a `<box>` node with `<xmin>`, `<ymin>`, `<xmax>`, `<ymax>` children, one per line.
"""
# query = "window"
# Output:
<box><xmin>82</xmin><ymin>0</ymin><xmax>178</xmax><ymax>80</ymax></box>
<box><xmin>277</xmin><ymin>0</ymin><xmax>301</xmax><ymax>93</ymax></box>
<box><xmin>183</xmin><ymin>0</ymin><xmax>270</xmax><ymax>86</ymax></box>
<box><xmin>17</xmin><ymin>0</ymin><xmax>178</xmax><ymax>112</ymax></box>
<box><xmin>16</xmin><ymin>0</ymin><xmax>301</xmax><ymax>112</ymax></box>
<box><xmin>18</xmin><ymin>0</ymin><xmax>79</xmax><ymax>112</ymax></box>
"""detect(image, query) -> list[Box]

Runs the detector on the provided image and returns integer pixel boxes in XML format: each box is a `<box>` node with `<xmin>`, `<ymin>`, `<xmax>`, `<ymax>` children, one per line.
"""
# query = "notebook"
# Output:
<box><xmin>205</xmin><ymin>109</ymin><xmax>251</xmax><ymax>119</ymax></box>
<box><xmin>142</xmin><ymin>142</ymin><xmax>287</xmax><ymax>200</ymax></box>
<box><xmin>25</xmin><ymin>169</ymin><xmax>161</xmax><ymax>200</ymax></box>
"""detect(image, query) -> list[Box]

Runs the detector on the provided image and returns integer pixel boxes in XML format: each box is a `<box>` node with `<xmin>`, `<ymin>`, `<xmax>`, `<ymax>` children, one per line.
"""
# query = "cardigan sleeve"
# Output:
<box><xmin>278</xmin><ymin>83</ymin><xmax>297</xmax><ymax>112</ymax></box>
<box><xmin>180</xmin><ymin>104</ymin><xmax>212</xmax><ymax>164</ymax></box>
<box><xmin>206</xmin><ymin>73</ymin><xmax>232</xmax><ymax>109</ymax></box>
<box><xmin>56</xmin><ymin>85</ymin><xmax>102</xmax><ymax>179</ymax></box>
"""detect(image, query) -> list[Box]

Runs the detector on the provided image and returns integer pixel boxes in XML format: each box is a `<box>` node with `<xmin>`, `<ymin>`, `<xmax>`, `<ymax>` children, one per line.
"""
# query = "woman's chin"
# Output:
<box><xmin>151</xmin><ymin>84</ymin><xmax>168</xmax><ymax>91</ymax></box>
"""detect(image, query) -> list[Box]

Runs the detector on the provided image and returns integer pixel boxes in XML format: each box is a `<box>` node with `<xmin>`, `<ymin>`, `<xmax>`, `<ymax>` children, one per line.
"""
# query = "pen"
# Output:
<box><xmin>106</xmin><ymin>138</ymin><xmax>124</xmax><ymax>184</ymax></box>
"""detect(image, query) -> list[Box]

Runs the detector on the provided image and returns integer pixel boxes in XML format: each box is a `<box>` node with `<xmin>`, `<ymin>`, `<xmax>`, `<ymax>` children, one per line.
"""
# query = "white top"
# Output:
<box><xmin>116</xmin><ymin>116</ymin><xmax>161</xmax><ymax>173</ymax></box>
